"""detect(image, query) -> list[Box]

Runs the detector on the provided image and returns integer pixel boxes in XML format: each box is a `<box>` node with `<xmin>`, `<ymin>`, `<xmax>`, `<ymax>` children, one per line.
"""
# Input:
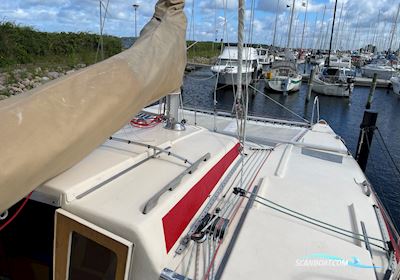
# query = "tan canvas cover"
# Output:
<box><xmin>0</xmin><ymin>0</ymin><xmax>186</xmax><ymax>212</ymax></box>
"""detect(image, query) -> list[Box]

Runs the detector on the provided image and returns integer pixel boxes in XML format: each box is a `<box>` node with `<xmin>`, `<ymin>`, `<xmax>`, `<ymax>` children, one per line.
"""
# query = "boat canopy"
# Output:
<box><xmin>0</xmin><ymin>0</ymin><xmax>187</xmax><ymax>212</ymax></box>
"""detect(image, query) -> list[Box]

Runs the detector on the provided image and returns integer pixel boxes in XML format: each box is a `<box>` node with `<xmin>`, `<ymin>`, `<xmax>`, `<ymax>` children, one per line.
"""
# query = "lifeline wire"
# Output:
<box><xmin>248</xmin><ymin>84</ymin><xmax>310</xmax><ymax>123</ymax></box>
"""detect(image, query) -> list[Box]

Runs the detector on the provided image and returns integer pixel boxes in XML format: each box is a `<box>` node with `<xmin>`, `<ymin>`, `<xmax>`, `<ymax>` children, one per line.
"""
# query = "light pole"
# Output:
<box><xmin>133</xmin><ymin>3</ymin><xmax>139</xmax><ymax>38</ymax></box>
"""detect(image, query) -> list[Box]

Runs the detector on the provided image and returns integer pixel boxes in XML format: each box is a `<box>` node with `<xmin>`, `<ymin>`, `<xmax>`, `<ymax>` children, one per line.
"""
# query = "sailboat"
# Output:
<box><xmin>312</xmin><ymin>0</ymin><xmax>354</xmax><ymax>97</ymax></box>
<box><xmin>0</xmin><ymin>0</ymin><xmax>399</xmax><ymax>279</ymax></box>
<box><xmin>265</xmin><ymin>0</ymin><xmax>302</xmax><ymax>94</ymax></box>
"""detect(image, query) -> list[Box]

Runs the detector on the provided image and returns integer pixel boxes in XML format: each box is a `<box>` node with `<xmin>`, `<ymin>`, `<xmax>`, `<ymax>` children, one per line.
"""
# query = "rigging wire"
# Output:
<box><xmin>95</xmin><ymin>0</ymin><xmax>110</xmax><ymax>63</ymax></box>
<box><xmin>248</xmin><ymin>84</ymin><xmax>310</xmax><ymax>123</ymax></box>
<box><xmin>363</xmin><ymin>130</ymin><xmax>399</xmax><ymax>231</ymax></box>
<box><xmin>375</xmin><ymin>127</ymin><xmax>400</xmax><ymax>176</ymax></box>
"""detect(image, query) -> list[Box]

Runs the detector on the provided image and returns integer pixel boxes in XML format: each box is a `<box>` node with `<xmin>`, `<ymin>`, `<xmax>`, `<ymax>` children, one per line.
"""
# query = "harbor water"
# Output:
<box><xmin>182</xmin><ymin>66</ymin><xmax>400</xmax><ymax>231</ymax></box>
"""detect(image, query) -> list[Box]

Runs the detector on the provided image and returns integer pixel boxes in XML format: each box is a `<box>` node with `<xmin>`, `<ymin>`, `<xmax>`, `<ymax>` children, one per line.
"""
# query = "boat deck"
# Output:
<box><xmin>32</xmin><ymin>108</ymin><xmax>395</xmax><ymax>279</ymax></box>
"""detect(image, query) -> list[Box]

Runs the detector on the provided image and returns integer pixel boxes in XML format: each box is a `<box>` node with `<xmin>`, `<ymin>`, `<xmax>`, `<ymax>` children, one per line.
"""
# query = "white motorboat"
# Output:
<box><xmin>361</xmin><ymin>63</ymin><xmax>396</xmax><ymax>80</ymax></box>
<box><xmin>211</xmin><ymin>46</ymin><xmax>259</xmax><ymax>86</ymax></box>
<box><xmin>265</xmin><ymin>60</ymin><xmax>302</xmax><ymax>93</ymax></box>
<box><xmin>0</xmin><ymin>1</ymin><xmax>399</xmax><ymax>280</ymax></box>
<box><xmin>312</xmin><ymin>66</ymin><xmax>354</xmax><ymax>97</ymax></box>
<box><xmin>390</xmin><ymin>76</ymin><xmax>400</xmax><ymax>95</ymax></box>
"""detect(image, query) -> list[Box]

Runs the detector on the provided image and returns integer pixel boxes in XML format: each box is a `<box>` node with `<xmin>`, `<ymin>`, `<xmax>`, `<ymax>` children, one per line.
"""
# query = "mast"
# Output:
<box><xmin>300</xmin><ymin>0</ymin><xmax>308</xmax><ymax>50</ymax></box>
<box><xmin>327</xmin><ymin>0</ymin><xmax>338</xmax><ymax>67</ymax></box>
<box><xmin>313</xmin><ymin>14</ymin><xmax>318</xmax><ymax>50</ymax></box>
<box><xmin>372</xmin><ymin>10</ymin><xmax>381</xmax><ymax>50</ymax></box>
<box><xmin>318</xmin><ymin>5</ymin><xmax>326</xmax><ymax>50</ymax></box>
<box><xmin>237</xmin><ymin>0</ymin><xmax>245</xmax><ymax>146</ymax></box>
<box><xmin>334</xmin><ymin>2</ymin><xmax>343</xmax><ymax>50</ymax></box>
<box><xmin>351</xmin><ymin>15</ymin><xmax>360</xmax><ymax>50</ymax></box>
<box><xmin>338</xmin><ymin>9</ymin><xmax>347</xmax><ymax>50</ymax></box>
<box><xmin>287</xmin><ymin>0</ymin><xmax>296</xmax><ymax>49</ymax></box>
<box><xmin>388</xmin><ymin>3</ymin><xmax>400</xmax><ymax>52</ymax></box>
<box><xmin>272</xmin><ymin>0</ymin><xmax>281</xmax><ymax>46</ymax></box>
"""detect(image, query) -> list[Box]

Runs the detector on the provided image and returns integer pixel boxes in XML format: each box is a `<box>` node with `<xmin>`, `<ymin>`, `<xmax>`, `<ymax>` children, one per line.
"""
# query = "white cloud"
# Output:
<box><xmin>0</xmin><ymin>0</ymin><xmax>397</xmax><ymax>49</ymax></box>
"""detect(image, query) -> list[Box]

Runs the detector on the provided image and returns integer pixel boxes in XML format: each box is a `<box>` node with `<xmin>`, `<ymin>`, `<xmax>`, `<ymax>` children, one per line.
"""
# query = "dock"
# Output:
<box><xmin>301</xmin><ymin>74</ymin><xmax>392</xmax><ymax>88</ymax></box>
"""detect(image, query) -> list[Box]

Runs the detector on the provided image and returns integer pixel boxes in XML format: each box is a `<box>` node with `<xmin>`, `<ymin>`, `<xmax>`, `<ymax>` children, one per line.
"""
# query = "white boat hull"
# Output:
<box><xmin>265</xmin><ymin>75</ymin><xmax>302</xmax><ymax>93</ymax></box>
<box><xmin>312</xmin><ymin>77</ymin><xmax>353</xmax><ymax>97</ymax></box>
<box><xmin>362</xmin><ymin>67</ymin><xmax>395</xmax><ymax>80</ymax></box>
<box><xmin>213</xmin><ymin>71</ymin><xmax>254</xmax><ymax>86</ymax></box>
<box><xmin>390</xmin><ymin>76</ymin><xmax>400</xmax><ymax>95</ymax></box>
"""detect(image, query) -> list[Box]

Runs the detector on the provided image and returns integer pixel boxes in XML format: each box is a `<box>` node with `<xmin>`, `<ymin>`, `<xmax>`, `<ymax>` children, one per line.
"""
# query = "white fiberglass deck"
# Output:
<box><xmin>32</xmin><ymin>109</ymin><xmax>395</xmax><ymax>280</ymax></box>
<box><xmin>220</xmin><ymin>129</ymin><xmax>387</xmax><ymax>279</ymax></box>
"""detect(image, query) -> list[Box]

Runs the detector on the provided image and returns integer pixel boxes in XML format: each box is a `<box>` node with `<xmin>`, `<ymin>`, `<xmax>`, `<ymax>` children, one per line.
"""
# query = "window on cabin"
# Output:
<box><xmin>54</xmin><ymin>210</ymin><xmax>133</xmax><ymax>280</ymax></box>
<box><xmin>68</xmin><ymin>232</ymin><xmax>117</xmax><ymax>280</ymax></box>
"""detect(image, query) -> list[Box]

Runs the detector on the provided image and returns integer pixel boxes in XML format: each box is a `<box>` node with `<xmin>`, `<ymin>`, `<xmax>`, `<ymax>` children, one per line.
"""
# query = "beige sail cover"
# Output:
<box><xmin>0</xmin><ymin>0</ymin><xmax>186</xmax><ymax>212</ymax></box>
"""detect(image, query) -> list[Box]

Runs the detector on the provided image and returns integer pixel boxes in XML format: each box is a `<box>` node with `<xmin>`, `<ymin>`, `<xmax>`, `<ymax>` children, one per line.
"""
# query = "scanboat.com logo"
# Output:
<box><xmin>296</xmin><ymin>253</ymin><xmax>382</xmax><ymax>269</ymax></box>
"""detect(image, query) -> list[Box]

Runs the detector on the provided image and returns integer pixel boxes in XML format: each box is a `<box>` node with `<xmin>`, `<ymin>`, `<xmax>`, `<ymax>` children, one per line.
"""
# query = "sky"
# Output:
<box><xmin>1</xmin><ymin>0</ymin><xmax>400</xmax><ymax>50</ymax></box>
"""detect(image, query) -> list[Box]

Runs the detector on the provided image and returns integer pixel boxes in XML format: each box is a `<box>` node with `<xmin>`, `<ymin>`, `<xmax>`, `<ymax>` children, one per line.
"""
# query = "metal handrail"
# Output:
<box><xmin>109</xmin><ymin>136</ymin><xmax>193</xmax><ymax>165</ymax></box>
<box><xmin>182</xmin><ymin>106</ymin><xmax>310</xmax><ymax>127</ymax></box>
<box><xmin>311</xmin><ymin>96</ymin><xmax>320</xmax><ymax>125</ymax></box>
<box><xmin>142</xmin><ymin>153</ymin><xmax>210</xmax><ymax>214</ymax></box>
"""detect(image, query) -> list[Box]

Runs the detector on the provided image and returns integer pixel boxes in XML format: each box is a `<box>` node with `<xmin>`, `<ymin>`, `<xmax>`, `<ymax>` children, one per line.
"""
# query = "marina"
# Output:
<box><xmin>0</xmin><ymin>0</ymin><xmax>400</xmax><ymax>279</ymax></box>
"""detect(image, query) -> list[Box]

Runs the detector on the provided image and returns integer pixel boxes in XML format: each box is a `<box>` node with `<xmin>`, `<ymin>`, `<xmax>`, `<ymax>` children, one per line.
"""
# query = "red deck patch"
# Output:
<box><xmin>162</xmin><ymin>143</ymin><xmax>240</xmax><ymax>253</ymax></box>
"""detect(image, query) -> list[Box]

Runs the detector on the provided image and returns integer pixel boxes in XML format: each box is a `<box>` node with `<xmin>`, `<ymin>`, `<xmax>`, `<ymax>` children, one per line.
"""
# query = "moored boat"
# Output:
<box><xmin>312</xmin><ymin>66</ymin><xmax>354</xmax><ymax>97</ymax></box>
<box><xmin>265</xmin><ymin>61</ymin><xmax>302</xmax><ymax>93</ymax></box>
<box><xmin>211</xmin><ymin>46</ymin><xmax>259</xmax><ymax>86</ymax></box>
<box><xmin>362</xmin><ymin>63</ymin><xmax>396</xmax><ymax>80</ymax></box>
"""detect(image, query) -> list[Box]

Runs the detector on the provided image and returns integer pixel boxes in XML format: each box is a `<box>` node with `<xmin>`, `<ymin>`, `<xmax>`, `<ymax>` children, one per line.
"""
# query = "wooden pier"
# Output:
<box><xmin>301</xmin><ymin>74</ymin><xmax>392</xmax><ymax>88</ymax></box>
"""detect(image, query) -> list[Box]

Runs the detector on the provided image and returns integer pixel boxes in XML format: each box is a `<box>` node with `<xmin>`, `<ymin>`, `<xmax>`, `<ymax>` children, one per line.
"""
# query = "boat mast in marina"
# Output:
<box><xmin>312</xmin><ymin>13</ymin><xmax>319</xmax><ymax>49</ymax></box>
<box><xmin>300</xmin><ymin>0</ymin><xmax>309</xmax><ymax>50</ymax></box>
<box><xmin>272</xmin><ymin>0</ymin><xmax>281</xmax><ymax>46</ymax></box>
<box><xmin>327</xmin><ymin>0</ymin><xmax>338</xmax><ymax>67</ymax></box>
<box><xmin>388</xmin><ymin>3</ymin><xmax>400</xmax><ymax>52</ymax></box>
<box><xmin>318</xmin><ymin>5</ymin><xmax>326</xmax><ymax>50</ymax></box>
<box><xmin>287</xmin><ymin>0</ymin><xmax>296</xmax><ymax>49</ymax></box>
<box><xmin>334</xmin><ymin>2</ymin><xmax>343</xmax><ymax>50</ymax></box>
<box><xmin>352</xmin><ymin>15</ymin><xmax>360</xmax><ymax>50</ymax></box>
<box><xmin>236</xmin><ymin>0</ymin><xmax>247</xmax><ymax>146</ymax></box>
